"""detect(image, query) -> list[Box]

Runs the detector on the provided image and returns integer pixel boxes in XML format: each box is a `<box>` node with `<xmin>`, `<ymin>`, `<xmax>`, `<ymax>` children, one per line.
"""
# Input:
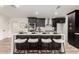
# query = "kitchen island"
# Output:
<box><xmin>13</xmin><ymin>33</ymin><xmax>65</xmax><ymax>54</ymax></box>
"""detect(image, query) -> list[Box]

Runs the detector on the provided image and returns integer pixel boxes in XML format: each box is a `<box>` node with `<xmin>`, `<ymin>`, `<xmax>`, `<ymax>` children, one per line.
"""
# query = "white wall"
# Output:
<box><xmin>9</xmin><ymin>18</ymin><xmax>28</xmax><ymax>34</ymax></box>
<box><xmin>0</xmin><ymin>14</ymin><xmax>10</xmax><ymax>40</ymax></box>
<box><xmin>64</xmin><ymin>16</ymin><xmax>68</xmax><ymax>41</ymax></box>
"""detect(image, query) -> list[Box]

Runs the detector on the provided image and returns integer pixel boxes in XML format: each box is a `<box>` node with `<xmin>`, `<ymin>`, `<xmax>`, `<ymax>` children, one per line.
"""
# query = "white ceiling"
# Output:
<box><xmin>0</xmin><ymin>5</ymin><xmax>79</xmax><ymax>18</ymax></box>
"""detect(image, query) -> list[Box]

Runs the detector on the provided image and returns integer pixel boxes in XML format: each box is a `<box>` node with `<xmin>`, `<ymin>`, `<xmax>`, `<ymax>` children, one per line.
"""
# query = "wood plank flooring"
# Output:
<box><xmin>0</xmin><ymin>38</ymin><xmax>12</xmax><ymax>54</ymax></box>
<box><xmin>65</xmin><ymin>42</ymin><xmax>79</xmax><ymax>54</ymax></box>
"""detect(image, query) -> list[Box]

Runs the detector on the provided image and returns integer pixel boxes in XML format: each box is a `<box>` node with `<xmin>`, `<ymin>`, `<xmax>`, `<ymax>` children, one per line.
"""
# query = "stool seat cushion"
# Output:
<box><xmin>28</xmin><ymin>38</ymin><xmax>38</xmax><ymax>43</ymax></box>
<box><xmin>41</xmin><ymin>39</ymin><xmax>52</xmax><ymax>43</ymax></box>
<box><xmin>14</xmin><ymin>39</ymin><xmax>27</xmax><ymax>43</ymax></box>
<box><xmin>53</xmin><ymin>39</ymin><xmax>65</xmax><ymax>43</ymax></box>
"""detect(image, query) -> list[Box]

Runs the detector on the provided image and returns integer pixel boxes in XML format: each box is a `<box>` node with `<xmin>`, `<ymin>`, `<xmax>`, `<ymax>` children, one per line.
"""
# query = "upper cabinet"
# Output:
<box><xmin>52</xmin><ymin>17</ymin><xmax>65</xmax><ymax>31</ymax></box>
<box><xmin>28</xmin><ymin>17</ymin><xmax>37</xmax><ymax>28</ymax></box>
<box><xmin>28</xmin><ymin>17</ymin><xmax>45</xmax><ymax>27</ymax></box>
<box><xmin>28</xmin><ymin>17</ymin><xmax>37</xmax><ymax>25</ymax></box>
<box><xmin>52</xmin><ymin>17</ymin><xmax>65</xmax><ymax>27</ymax></box>
<box><xmin>52</xmin><ymin>17</ymin><xmax>65</xmax><ymax>23</ymax></box>
<box><xmin>37</xmin><ymin>18</ymin><xmax>45</xmax><ymax>27</ymax></box>
<box><xmin>67</xmin><ymin>10</ymin><xmax>79</xmax><ymax>33</ymax></box>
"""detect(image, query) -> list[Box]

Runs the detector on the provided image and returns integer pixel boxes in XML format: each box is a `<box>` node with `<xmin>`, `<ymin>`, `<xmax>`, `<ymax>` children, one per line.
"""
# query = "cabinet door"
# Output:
<box><xmin>59</xmin><ymin>18</ymin><xmax>65</xmax><ymax>23</ymax></box>
<box><xmin>28</xmin><ymin>17</ymin><xmax>37</xmax><ymax>28</ymax></box>
<box><xmin>75</xmin><ymin>12</ymin><xmax>79</xmax><ymax>32</ymax></box>
<box><xmin>37</xmin><ymin>18</ymin><xmax>45</xmax><ymax>27</ymax></box>
<box><xmin>28</xmin><ymin>18</ymin><xmax>37</xmax><ymax>24</ymax></box>
<box><xmin>68</xmin><ymin>12</ymin><xmax>75</xmax><ymax>33</ymax></box>
<box><xmin>52</xmin><ymin>19</ymin><xmax>57</xmax><ymax>27</ymax></box>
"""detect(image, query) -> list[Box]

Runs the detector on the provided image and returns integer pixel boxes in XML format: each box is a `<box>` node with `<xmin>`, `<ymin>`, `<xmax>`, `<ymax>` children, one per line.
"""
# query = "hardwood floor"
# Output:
<box><xmin>0</xmin><ymin>38</ymin><xmax>79</xmax><ymax>54</ymax></box>
<box><xmin>0</xmin><ymin>38</ymin><xmax>12</xmax><ymax>54</ymax></box>
<box><xmin>65</xmin><ymin>42</ymin><xmax>79</xmax><ymax>54</ymax></box>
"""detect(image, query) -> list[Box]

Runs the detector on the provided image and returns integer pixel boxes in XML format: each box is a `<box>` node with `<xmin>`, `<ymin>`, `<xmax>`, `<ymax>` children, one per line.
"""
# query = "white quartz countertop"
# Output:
<box><xmin>13</xmin><ymin>33</ymin><xmax>64</xmax><ymax>36</ymax></box>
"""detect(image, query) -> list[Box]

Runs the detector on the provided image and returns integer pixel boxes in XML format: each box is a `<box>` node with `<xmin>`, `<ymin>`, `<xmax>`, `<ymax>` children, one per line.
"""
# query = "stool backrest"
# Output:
<box><xmin>16</xmin><ymin>35</ymin><xmax>26</xmax><ymax>39</ymax></box>
<box><xmin>53</xmin><ymin>35</ymin><xmax>61</xmax><ymax>39</ymax></box>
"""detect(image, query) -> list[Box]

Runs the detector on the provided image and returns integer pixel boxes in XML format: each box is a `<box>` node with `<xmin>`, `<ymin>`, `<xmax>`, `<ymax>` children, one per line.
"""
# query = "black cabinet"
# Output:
<box><xmin>28</xmin><ymin>17</ymin><xmax>37</xmax><ymax>24</ymax></box>
<box><xmin>67</xmin><ymin>10</ymin><xmax>79</xmax><ymax>48</ymax></box>
<box><xmin>56</xmin><ymin>18</ymin><xmax>65</xmax><ymax>23</ymax></box>
<box><xmin>52</xmin><ymin>17</ymin><xmax>65</xmax><ymax>24</ymax></box>
<box><xmin>52</xmin><ymin>17</ymin><xmax>65</xmax><ymax>31</ymax></box>
<box><xmin>28</xmin><ymin>17</ymin><xmax>37</xmax><ymax>29</ymax></box>
<box><xmin>28</xmin><ymin>17</ymin><xmax>45</xmax><ymax>27</ymax></box>
<box><xmin>52</xmin><ymin>19</ymin><xmax>57</xmax><ymax>27</ymax></box>
<box><xmin>68</xmin><ymin>12</ymin><xmax>75</xmax><ymax>33</ymax></box>
<box><xmin>37</xmin><ymin>18</ymin><xmax>45</xmax><ymax>27</ymax></box>
<box><xmin>52</xmin><ymin>17</ymin><xmax>65</xmax><ymax>27</ymax></box>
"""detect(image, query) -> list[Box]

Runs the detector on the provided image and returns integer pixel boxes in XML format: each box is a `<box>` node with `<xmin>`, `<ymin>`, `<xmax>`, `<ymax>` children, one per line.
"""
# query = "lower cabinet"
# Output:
<box><xmin>68</xmin><ymin>34</ymin><xmax>79</xmax><ymax>48</ymax></box>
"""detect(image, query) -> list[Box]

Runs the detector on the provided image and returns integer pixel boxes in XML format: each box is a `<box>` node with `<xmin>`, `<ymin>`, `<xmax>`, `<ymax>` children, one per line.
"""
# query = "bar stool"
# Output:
<box><xmin>52</xmin><ymin>35</ymin><xmax>65</xmax><ymax>54</ymax></box>
<box><xmin>28</xmin><ymin>38</ymin><xmax>39</xmax><ymax>53</ymax></box>
<box><xmin>41</xmin><ymin>38</ymin><xmax>52</xmax><ymax>53</ymax></box>
<box><xmin>14</xmin><ymin>38</ymin><xmax>27</xmax><ymax>54</ymax></box>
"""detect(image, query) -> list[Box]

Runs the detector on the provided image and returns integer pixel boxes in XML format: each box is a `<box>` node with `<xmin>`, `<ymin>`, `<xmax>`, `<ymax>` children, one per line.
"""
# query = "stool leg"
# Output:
<box><xmin>52</xmin><ymin>50</ymin><xmax>54</xmax><ymax>54</ymax></box>
<box><xmin>38</xmin><ymin>50</ymin><xmax>41</xmax><ymax>54</ymax></box>
<box><xmin>18</xmin><ymin>50</ymin><xmax>21</xmax><ymax>54</ymax></box>
<box><xmin>54</xmin><ymin>50</ymin><xmax>56</xmax><ymax>54</ymax></box>
<box><xmin>27</xmin><ymin>43</ymin><xmax>29</xmax><ymax>53</ymax></box>
<box><xmin>60</xmin><ymin>43</ymin><xmax>65</xmax><ymax>53</ymax></box>
<box><xmin>16</xmin><ymin>49</ymin><xmax>20</xmax><ymax>53</ymax></box>
<box><xmin>24</xmin><ymin>50</ymin><xmax>26</xmax><ymax>54</ymax></box>
<box><xmin>54</xmin><ymin>50</ymin><xmax>59</xmax><ymax>54</ymax></box>
<box><xmin>13</xmin><ymin>43</ymin><xmax>16</xmax><ymax>54</ymax></box>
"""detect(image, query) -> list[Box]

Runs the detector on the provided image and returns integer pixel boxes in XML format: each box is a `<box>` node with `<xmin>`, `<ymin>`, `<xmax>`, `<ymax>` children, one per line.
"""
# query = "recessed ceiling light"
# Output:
<box><xmin>11</xmin><ymin>5</ymin><xmax>20</xmax><ymax>8</ymax></box>
<box><xmin>54</xmin><ymin>12</ymin><xmax>58</xmax><ymax>15</ymax></box>
<box><xmin>35</xmin><ymin>11</ymin><xmax>39</xmax><ymax>15</ymax></box>
<box><xmin>56</xmin><ymin>6</ymin><xmax>61</xmax><ymax>9</ymax></box>
<box><xmin>15</xmin><ymin>5</ymin><xmax>20</xmax><ymax>8</ymax></box>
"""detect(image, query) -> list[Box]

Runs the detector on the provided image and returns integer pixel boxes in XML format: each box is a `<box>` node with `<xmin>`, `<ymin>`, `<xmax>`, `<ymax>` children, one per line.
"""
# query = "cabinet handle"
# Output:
<box><xmin>69</xmin><ymin>27</ymin><xmax>72</xmax><ymax>30</ymax></box>
<box><xmin>69</xmin><ymin>23</ymin><xmax>72</xmax><ymax>26</ymax></box>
